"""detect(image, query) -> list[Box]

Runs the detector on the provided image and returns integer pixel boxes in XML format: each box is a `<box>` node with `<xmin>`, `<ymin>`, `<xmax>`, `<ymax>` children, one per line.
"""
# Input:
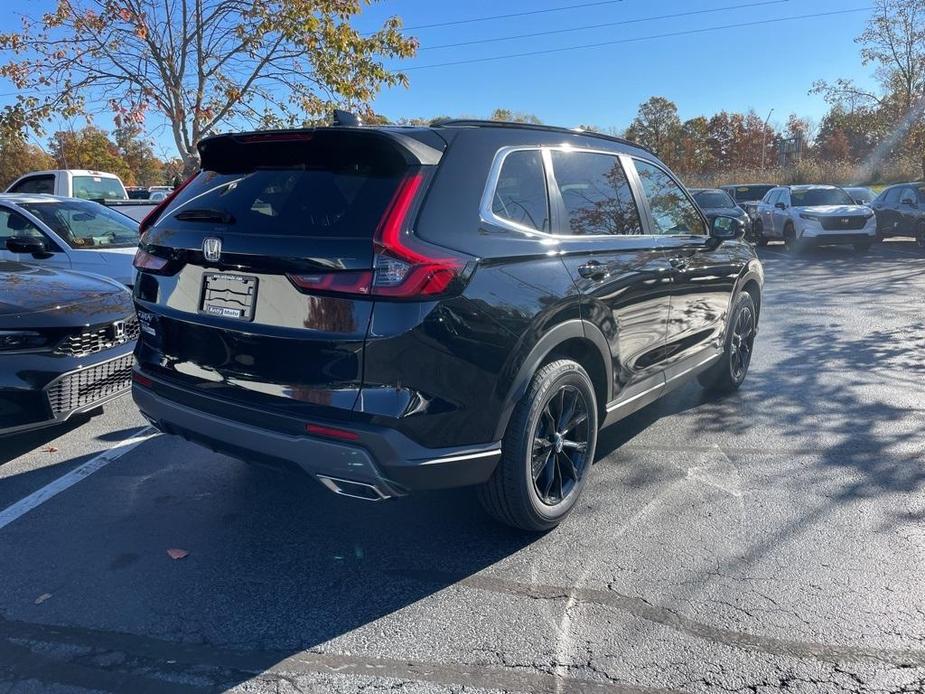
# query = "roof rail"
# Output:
<box><xmin>432</xmin><ymin>119</ymin><xmax>654</xmax><ymax>155</ymax></box>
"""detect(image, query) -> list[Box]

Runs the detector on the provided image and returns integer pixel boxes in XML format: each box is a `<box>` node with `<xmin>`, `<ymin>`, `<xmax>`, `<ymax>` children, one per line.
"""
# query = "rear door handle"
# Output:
<box><xmin>577</xmin><ymin>260</ymin><xmax>605</xmax><ymax>279</ymax></box>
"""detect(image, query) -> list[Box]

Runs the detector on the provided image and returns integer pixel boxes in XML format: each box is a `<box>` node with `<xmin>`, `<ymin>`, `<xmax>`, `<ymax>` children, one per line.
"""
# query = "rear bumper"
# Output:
<box><xmin>132</xmin><ymin>373</ymin><xmax>502</xmax><ymax>497</ymax></box>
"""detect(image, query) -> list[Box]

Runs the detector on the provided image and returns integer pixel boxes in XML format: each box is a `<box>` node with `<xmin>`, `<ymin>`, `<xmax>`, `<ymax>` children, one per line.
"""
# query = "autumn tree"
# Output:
<box><xmin>0</xmin><ymin>0</ymin><xmax>417</xmax><ymax>173</ymax></box>
<box><xmin>114</xmin><ymin>123</ymin><xmax>164</xmax><ymax>186</ymax></box>
<box><xmin>489</xmin><ymin>108</ymin><xmax>543</xmax><ymax>124</ymax></box>
<box><xmin>813</xmin><ymin>0</ymin><xmax>925</xmax><ymax>175</ymax></box>
<box><xmin>675</xmin><ymin>116</ymin><xmax>713</xmax><ymax>176</ymax></box>
<box><xmin>625</xmin><ymin>97</ymin><xmax>681</xmax><ymax>165</ymax></box>
<box><xmin>48</xmin><ymin>126</ymin><xmax>132</xmax><ymax>181</ymax></box>
<box><xmin>0</xmin><ymin>135</ymin><xmax>55</xmax><ymax>189</ymax></box>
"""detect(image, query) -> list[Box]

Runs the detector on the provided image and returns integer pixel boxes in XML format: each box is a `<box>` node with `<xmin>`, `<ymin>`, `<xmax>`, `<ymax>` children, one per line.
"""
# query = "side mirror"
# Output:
<box><xmin>774</xmin><ymin>202</ymin><xmax>787</xmax><ymax>210</ymax></box>
<box><xmin>6</xmin><ymin>236</ymin><xmax>49</xmax><ymax>257</ymax></box>
<box><xmin>901</xmin><ymin>198</ymin><xmax>916</xmax><ymax>206</ymax></box>
<box><xmin>711</xmin><ymin>215</ymin><xmax>746</xmax><ymax>241</ymax></box>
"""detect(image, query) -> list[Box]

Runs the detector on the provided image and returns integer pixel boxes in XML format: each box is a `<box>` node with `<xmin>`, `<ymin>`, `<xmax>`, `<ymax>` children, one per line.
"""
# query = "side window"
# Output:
<box><xmin>490</xmin><ymin>150</ymin><xmax>550</xmax><ymax>232</ymax></box>
<box><xmin>549</xmin><ymin>150</ymin><xmax>643</xmax><ymax>235</ymax></box>
<box><xmin>882</xmin><ymin>187</ymin><xmax>901</xmax><ymax>205</ymax></box>
<box><xmin>633</xmin><ymin>160</ymin><xmax>707</xmax><ymax>236</ymax></box>
<box><xmin>0</xmin><ymin>209</ymin><xmax>44</xmax><ymax>241</ymax></box>
<box><xmin>9</xmin><ymin>175</ymin><xmax>55</xmax><ymax>195</ymax></box>
<box><xmin>765</xmin><ymin>190</ymin><xmax>779</xmax><ymax>205</ymax></box>
<box><xmin>900</xmin><ymin>187</ymin><xmax>918</xmax><ymax>204</ymax></box>
<box><xmin>779</xmin><ymin>190</ymin><xmax>791</xmax><ymax>207</ymax></box>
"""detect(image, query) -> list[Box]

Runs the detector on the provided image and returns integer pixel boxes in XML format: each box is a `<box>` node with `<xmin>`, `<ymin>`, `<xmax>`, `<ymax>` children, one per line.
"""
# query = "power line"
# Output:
<box><xmin>402</xmin><ymin>7</ymin><xmax>872</xmax><ymax>70</ymax></box>
<box><xmin>420</xmin><ymin>0</ymin><xmax>789</xmax><ymax>51</ymax></box>
<box><xmin>398</xmin><ymin>0</ymin><xmax>630</xmax><ymax>32</ymax></box>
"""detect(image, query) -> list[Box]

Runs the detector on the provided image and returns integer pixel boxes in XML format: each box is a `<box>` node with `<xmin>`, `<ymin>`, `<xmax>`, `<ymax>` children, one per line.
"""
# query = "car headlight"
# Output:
<box><xmin>0</xmin><ymin>330</ymin><xmax>49</xmax><ymax>351</ymax></box>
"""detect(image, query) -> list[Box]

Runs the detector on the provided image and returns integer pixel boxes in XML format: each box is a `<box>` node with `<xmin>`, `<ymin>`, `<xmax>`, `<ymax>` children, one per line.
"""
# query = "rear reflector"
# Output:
<box><xmin>306</xmin><ymin>423</ymin><xmax>360</xmax><ymax>441</ymax></box>
<box><xmin>132</xmin><ymin>371</ymin><xmax>154</xmax><ymax>388</ymax></box>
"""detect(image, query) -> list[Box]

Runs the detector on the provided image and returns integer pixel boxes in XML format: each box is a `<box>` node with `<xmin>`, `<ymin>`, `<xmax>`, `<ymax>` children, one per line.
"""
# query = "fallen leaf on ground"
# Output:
<box><xmin>166</xmin><ymin>548</ymin><xmax>189</xmax><ymax>560</ymax></box>
<box><xmin>41</xmin><ymin>447</ymin><xmax>58</xmax><ymax>453</ymax></box>
<box><xmin>34</xmin><ymin>593</ymin><xmax>52</xmax><ymax>605</ymax></box>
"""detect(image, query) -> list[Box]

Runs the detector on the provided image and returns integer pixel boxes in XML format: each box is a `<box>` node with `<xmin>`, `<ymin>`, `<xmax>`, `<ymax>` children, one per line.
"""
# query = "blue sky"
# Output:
<box><xmin>0</xmin><ymin>0</ymin><xmax>877</xmax><ymax>152</ymax></box>
<box><xmin>359</xmin><ymin>0</ymin><xmax>876</xmax><ymax>129</ymax></box>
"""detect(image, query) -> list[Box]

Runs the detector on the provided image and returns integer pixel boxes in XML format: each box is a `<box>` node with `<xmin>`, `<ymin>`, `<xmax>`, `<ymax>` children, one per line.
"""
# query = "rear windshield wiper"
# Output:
<box><xmin>173</xmin><ymin>208</ymin><xmax>236</xmax><ymax>224</ymax></box>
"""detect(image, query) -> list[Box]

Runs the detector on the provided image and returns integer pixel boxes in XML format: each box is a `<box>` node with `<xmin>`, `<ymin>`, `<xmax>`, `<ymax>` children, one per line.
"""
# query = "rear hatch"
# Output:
<box><xmin>133</xmin><ymin>128</ymin><xmax>451</xmax><ymax>419</ymax></box>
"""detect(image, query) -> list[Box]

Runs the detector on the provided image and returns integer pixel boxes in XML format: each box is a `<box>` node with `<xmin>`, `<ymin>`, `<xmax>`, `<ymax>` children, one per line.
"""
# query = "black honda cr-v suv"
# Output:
<box><xmin>132</xmin><ymin>119</ymin><xmax>762</xmax><ymax>531</ymax></box>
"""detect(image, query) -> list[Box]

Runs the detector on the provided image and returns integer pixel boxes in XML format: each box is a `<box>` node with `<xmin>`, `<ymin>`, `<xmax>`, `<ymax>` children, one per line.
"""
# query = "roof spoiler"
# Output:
<box><xmin>197</xmin><ymin>128</ymin><xmax>444</xmax><ymax>168</ymax></box>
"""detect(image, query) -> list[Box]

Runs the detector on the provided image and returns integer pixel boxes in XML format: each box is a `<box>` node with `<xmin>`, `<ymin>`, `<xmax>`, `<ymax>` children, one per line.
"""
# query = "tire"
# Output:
<box><xmin>783</xmin><ymin>224</ymin><xmax>799</xmax><ymax>252</ymax></box>
<box><xmin>753</xmin><ymin>219</ymin><xmax>768</xmax><ymax>247</ymax></box>
<box><xmin>699</xmin><ymin>292</ymin><xmax>757</xmax><ymax>395</ymax></box>
<box><xmin>478</xmin><ymin>359</ymin><xmax>598</xmax><ymax>532</ymax></box>
<box><xmin>853</xmin><ymin>241</ymin><xmax>871</xmax><ymax>253</ymax></box>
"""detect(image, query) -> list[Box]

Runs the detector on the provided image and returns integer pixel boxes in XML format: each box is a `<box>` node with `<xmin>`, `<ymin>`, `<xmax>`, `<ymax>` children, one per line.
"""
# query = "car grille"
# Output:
<box><xmin>821</xmin><ymin>216</ymin><xmax>868</xmax><ymax>231</ymax></box>
<box><xmin>55</xmin><ymin>317</ymin><xmax>140</xmax><ymax>357</ymax></box>
<box><xmin>46</xmin><ymin>354</ymin><xmax>133</xmax><ymax>417</ymax></box>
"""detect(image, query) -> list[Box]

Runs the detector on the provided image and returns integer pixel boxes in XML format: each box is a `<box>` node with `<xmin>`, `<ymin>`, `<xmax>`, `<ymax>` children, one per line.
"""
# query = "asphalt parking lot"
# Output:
<box><xmin>1</xmin><ymin>239</ymin><xmax>925</xmax><ymax>694</ymax></box>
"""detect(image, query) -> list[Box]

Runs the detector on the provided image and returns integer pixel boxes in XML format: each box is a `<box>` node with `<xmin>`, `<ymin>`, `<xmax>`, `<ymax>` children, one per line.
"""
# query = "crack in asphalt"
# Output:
<box><xmin>0</xmin><ymin>613</ymin><xmax>676</xmax><ymax>694</ymax></box>
<box><xmin>453</xmin><ymin>573</ymin><xmax>925</xmax><ymax>669</ymax></box>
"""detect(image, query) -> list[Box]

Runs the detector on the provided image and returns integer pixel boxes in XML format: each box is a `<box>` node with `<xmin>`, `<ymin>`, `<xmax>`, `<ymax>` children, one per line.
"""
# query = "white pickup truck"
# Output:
<box><xmin>6</xmin><ymin>169</ymin><xmax>128</xmax><ymax>200</ymax></box>
<box><xmin>5</xmin><ymin>169</ymin><xmax>157</xmax><ymax>222</ymax></box>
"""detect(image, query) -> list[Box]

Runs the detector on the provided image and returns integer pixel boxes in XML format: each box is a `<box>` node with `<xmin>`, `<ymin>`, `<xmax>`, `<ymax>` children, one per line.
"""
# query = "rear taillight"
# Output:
<box><xmin>371</xmin><ymin>173</ymin><xmax>466</xmax><ymax>298</ymax></box>
<box><xmin>132</xmin><ymin>248</ymin><xmax>177</xmax><ymax>275</ymax></box>
<box><xmin>287</xmin><ymin>171</ymin><xmax>470</xmax><ymax>300</ymax></box>
<box><xmin>139</xmin><ymin>173</ymin><xmax>197</xmax><ymax>236</ymax></box>
<box><xmin>287</xmin><ymin>270</ymin><xmax>373</xmax><ymax>294</ymax></box>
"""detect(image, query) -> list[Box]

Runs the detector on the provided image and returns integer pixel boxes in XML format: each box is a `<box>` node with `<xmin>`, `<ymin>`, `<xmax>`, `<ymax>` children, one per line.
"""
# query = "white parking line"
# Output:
<box><xmin>0</xmin><ymin>426</ymin><xmax>156</xmax><ymax>531</ymax></box>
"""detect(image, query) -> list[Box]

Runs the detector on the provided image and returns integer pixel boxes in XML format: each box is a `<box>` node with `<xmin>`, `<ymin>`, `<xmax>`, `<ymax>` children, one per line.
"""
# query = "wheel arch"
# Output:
<box><xmin>493</xmin><ymin>320</ymin><xmax>612</xmax><ymax>441</ymax></box>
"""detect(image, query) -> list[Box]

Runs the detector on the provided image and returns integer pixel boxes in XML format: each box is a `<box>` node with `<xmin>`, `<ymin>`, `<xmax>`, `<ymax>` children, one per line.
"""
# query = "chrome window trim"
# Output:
<box><xmin>478</xmin><ymin>145</ymin><xmax>656</xmax><ymax>240</ymax></box>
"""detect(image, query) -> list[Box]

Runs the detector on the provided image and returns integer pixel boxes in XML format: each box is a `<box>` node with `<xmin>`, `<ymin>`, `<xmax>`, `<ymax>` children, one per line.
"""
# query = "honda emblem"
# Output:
<box><xmin>203</xmin><ymin>237</ymin><xmax>222</xmax><ymax>262</ymax></box>
<box><xmin>111</xmin><ymin>320</ymin><xmax>126</xmax><ymax>342</ymax></box>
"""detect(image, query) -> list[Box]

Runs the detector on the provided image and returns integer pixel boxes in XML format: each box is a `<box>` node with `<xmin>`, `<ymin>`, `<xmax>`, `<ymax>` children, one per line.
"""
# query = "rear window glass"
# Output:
<box><xmin>158</xmin><ymin>137</ymin><xmax>407</xmax><ymax>238</ymax></box>
<box><xmin>551</xmin><ymin>150</ymin><xmax>643</xmax><ymax>235</ymax></box>
<box><xmin>693</xmin><ymin>191</ymin><xmax>735</xmax><ymax>208</ymax></box>
<box><xmin>72</xmin><ymin>175</ymin><xmax>126</xmax><ymax>201</ymax></box>
<box><xmin>491</xmin><ymin>150</ymin><xmax>550</xmax><ymax>232</ymax></box>
<box><xmin>10</xmin><ymin>175</ymin><xmax>54</xmax><ymax>195</ymax></box>
<box><xmin>729</xmin><ymin>185</ymin><xmax>774</xmax><ymax>201</ymax></box>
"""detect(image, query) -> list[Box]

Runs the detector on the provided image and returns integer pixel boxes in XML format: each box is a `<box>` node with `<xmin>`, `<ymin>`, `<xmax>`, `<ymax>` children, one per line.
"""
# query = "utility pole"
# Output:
<box><xmin>760</xmin><ymin>108</ymin><xmax>774</xmax><ymax>170</ymax></box>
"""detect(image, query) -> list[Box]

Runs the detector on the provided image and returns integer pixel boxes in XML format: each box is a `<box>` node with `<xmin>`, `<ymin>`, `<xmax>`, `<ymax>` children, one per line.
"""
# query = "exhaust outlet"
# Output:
<box><xmin>317</xmin><ymin>475</ymin><xmax>391</xmax><ymax>501</ymax></box>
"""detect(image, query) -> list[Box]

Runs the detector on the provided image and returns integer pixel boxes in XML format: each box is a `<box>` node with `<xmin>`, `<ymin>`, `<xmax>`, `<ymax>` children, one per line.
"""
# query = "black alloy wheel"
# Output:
<box><xmin>729</xmin><ymin>302</ymin><xmax>756</xmax><ymax>383</ymax></box>
<box><xmin>700</xmin><ymin>291</ymin><xmax>757</xmax><ymax>394</ymax></box>
<box><xmin>531</xmin><ymin>386</ymin><xmax>591</xmax><ymax>506</ymax></box>
<box><xmin>479</xmin><ymin>359</ymin><xmax>598</xmax><ymax>532</ymax></box>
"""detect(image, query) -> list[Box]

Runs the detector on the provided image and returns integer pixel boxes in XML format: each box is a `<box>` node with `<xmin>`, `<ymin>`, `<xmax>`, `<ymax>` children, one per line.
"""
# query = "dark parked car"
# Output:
<box><xmin>690</xmin><ymin>188</ymin><xmax>752</xmax><ymax>240</ymax></box>
<box><xmin>720</xmin><ymin>184</ymin><xmax>776</xmax><ymax>233</ymax></box>
<box><xmin>131</xmin><ymin>119</ymin><xmax>763</xmax><ymax>531</ymax></box>
<box><xmin>871</xmin><ymin>182</ymin><xmax>925</xmax><ymax>244</ymax></box>
<box><xmin>844</xmin><ymin>186</ymin><xmax>875</xmax><ymax>205</ymax></box>
<box><xmin>0</xmin><ymin>262</ymin><xmax>136</xmax><ymax>436</ymax></box>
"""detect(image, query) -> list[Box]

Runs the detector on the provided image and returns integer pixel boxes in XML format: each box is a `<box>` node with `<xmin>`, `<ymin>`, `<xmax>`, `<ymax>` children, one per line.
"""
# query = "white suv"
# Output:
<box><xmin>755</xmin><ymin>185</ymin><xmax>877</xmax><ymax>252</ymax></box>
